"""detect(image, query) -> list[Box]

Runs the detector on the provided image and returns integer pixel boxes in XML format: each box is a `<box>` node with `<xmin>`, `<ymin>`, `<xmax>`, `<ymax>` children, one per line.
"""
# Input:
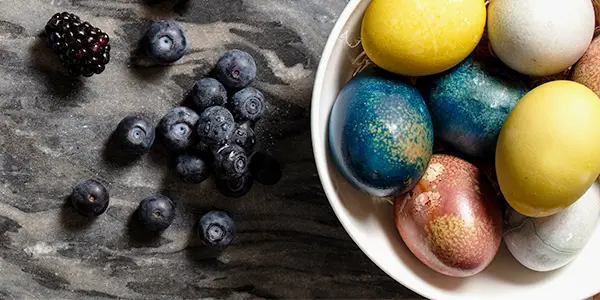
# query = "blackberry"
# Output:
<box><xmin>45</xmin><ymin>12</ymin><xmax>111</xmax><ymax>77</ymax></box>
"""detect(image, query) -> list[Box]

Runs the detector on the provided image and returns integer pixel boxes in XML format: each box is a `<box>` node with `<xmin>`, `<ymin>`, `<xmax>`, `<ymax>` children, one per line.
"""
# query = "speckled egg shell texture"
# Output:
<box><xmin>418</xmin><ymin>55</ymin><xmax>530</xmax><ymax>157</ymax></box>
<box><xmin>394</xmin><ymin>154</ymin><xmax>502</xmax><ymax>277</ymax></box>
<box><xmin>329</xmin><ymin>68</ymin><xmax>434</xmax><ymax>198</ymax></box>
<box><xmin>572</xmin><ymin>36</ymin><xmax>600</xmax><ymax>97</ymax></box>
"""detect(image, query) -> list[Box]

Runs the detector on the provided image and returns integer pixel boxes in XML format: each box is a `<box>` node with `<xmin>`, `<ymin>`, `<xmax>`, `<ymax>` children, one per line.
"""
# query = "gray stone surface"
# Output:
<box><xmin>0</xmin><ymin>0</ymin><xmax>420</xmax><ymax>299</ymax></box>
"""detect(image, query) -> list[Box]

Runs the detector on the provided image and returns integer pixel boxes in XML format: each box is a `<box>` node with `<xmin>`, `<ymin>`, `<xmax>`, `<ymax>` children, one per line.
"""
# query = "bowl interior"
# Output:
<box><xmin>311</xmin><ymin>0</ymin><xmax>600</xmax><ymax>299</ymax></box>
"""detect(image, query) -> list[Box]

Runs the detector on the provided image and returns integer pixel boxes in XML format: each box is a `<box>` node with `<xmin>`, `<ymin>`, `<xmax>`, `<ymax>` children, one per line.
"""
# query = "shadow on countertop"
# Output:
<box><xmin>59</xmin><ymin>196</ymin><xmax>95</xmax><ymax>231</ymax></box>
<box><xmin>127</xmin><ymin>27</ymin><xmax>171</xmax><ymax>82</ymax></box>
<box><xmin>101</xmin><ymin>130</ymin><xmax>144</xmax><ymax>169</ymax></box>
<box><xmin>28</xmin><ymin>31</ymin><xmax>85</xmax><ymax>101</ymax></box>
<box><xmin>125</xmin><ymin>208</ymin><xmax>163</xmax><ymax>247</ymax></box>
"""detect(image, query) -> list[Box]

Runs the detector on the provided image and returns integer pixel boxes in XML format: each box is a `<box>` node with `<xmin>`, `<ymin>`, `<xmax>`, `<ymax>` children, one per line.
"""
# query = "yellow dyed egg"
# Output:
<box><xmin>361</xmin><ymin>0</ymin><xmax>486</xmax><ymax>77</ymax></box>
<box><xmin>496</xmin><ymin>81</ymin><xmax>600</xmax><ymax>218</ymax></box>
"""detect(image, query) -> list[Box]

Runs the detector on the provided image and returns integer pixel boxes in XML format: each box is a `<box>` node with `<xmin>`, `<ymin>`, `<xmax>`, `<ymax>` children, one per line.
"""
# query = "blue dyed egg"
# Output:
<box><xmin>329</xmin><ymin>68</ymin><xmax>434</xmax><ymax>198</ymax></box>
<box><xmin>418</xmin><ymin>55</ymin><xmax>530</xmax><ymax>157</ymax></box>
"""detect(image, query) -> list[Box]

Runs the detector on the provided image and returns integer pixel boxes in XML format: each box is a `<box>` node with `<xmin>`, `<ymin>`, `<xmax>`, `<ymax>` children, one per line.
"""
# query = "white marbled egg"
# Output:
<box><xmin>487</xmin><ymin>0</ymin><xmax>595</xmax><ymax>76</ymax></box>
<box><xmin>503</xmin><ymin>182</ymin><xmax>600</xmax><ymax>272</ymax></box>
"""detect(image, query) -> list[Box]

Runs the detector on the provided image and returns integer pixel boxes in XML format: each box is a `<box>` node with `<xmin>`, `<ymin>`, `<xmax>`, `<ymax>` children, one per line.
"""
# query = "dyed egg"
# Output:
<box><xmin>487</xmin><ymin>0</ymin><xmax>595</xmax><ymax>76</ymax></box>
<box><xmin>394</xmin><ymin>154</ymin><xmax>502</xmax><ymax>277</ymax></box>
<box><xmin>504</xmin><ymin>181</ymin><xmax>600</xmax><ymax>272</ymax></box>
<box><xmin>361</xmin><ymin>0</ymin><xmax>486</xmax><ymax>76</ymax></box>
<box><xmin>496</xmin><ymin>81</ymin><xmax>600</xmax><ymax>217</ymax></box>
<box><xmin>329</xmin><ymin>68</ymin><xmax>434</xmax><ymax>198</ymax></box>
<box><xmin>572</xmin><ymin>36</ymin><xmax>600</xmax><ymax>97</ymax></box>
<box><xmin>418</xmin><ymin>55</ymin><xmax>530</xmax><ymax>157</ymax></box>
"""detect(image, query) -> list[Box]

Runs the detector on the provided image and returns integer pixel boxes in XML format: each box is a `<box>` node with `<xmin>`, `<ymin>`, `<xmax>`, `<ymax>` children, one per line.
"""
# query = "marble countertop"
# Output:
<box><xmin>0</xmin><ymin>0</ymin><xmax>422</xmax><ymax>299</ymax></box>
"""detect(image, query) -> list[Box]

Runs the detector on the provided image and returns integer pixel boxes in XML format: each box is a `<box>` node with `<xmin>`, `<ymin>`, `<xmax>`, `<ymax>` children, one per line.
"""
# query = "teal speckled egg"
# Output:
<box><xmin>418</xmin><ymin>55</ymin><xmax>530</xmax><ymax>158</ymax></box>
<box><xmin>329</xmin><ymin>68</ymin><xmax>434</xmax><ymax>198</ymax></box>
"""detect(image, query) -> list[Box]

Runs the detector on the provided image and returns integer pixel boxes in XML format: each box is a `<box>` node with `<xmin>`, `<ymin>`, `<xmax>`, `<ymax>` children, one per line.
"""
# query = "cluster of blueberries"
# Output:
<box><xmin>136</xmin><ymin>48</ymin><xmax>281</xmax><ymax>195</ymax></box>
<box><xmin>65</xmin><ymin>19</ymin><xmax>281</xmax><ymax>248</ymax></box>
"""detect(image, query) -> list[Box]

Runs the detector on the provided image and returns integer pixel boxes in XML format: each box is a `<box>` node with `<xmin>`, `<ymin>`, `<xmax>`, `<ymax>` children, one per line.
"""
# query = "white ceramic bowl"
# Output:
<box><xmin>310</xmin><ymin>0</ymin><xmax>600</xmax><ymax>299</ymax></box>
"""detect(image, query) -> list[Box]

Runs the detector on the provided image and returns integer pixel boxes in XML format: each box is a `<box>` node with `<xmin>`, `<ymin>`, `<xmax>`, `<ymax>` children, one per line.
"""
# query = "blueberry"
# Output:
<box><xmin>115</xmin><ymin>115</ymin><xmax>155</xmax><ymax>155</ymax></box>
<box><xmin>158</xmin><ymin>107</ymin><xmax>199</xmax><ymax>152</ymax></box>
<box><xmin>215</xmin><ymin>49</ymin><xmax>257</xmax><ymax>90</ymax></box>
<box><xmin>191</xmin><ymin>78</ymin><xmax>227</xmax><ymax>113</ymax></box>
<box><xmin>144</xmin><ymin>20</ymin><xmax>187</xmax><ymax>64</ymax></box>
<box><xmin>137</xmin><ymin>194</ymin><xmax>175</xmax><ymax>231</ymax></box>
<box><xmin>214</xmin><ymin>144</ymin><xmax>248</xmax><ymax>179</ymax></box>
<box><xmin>230</xmin><ymin>87</ymin><xmax>265</xmax><ymax>122</ymax></box>
<box><xmin>249</xmin><ymin>152</ymin><xmax>282</xmax><ymax>185</ymax></box>
<box><xmin>216</xmin><ymin>173</ymin><xmax>253</xmax><ymax>198</ymax></box>
<box><xmin>175</xmin><ymin>154</ymin><xmax>210</xmax><ymax>184</ymax></box>
<box><xmin>196</xmin><ymin>106</ymin><xmax>235</xmax><ymax>149</ymax></box>
<box><xmin>232</xmin><ymin>122</ymin><xmax>255</xmax><ymax>152</ymax></box>
<box><xmin>70</xmin><ymin>179</ymin><xmax>110</xmax><ymax>217</ymax></box>
<box><xmin>197</xmin><ymin>210</ymin><xmax>235</xmax><ymax>248</ymax></box>
<box><xmin>191</xmin><ymin>140</ymin><xmax>209</xmax><ymax>154</ymax></box>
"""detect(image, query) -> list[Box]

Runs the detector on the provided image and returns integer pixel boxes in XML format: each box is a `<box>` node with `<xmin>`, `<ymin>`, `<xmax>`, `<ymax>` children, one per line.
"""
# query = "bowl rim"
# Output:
<box><xmin>309</xmin><ymin>0</ymin><xmax>430</xmax><ymax>297</ymax></box>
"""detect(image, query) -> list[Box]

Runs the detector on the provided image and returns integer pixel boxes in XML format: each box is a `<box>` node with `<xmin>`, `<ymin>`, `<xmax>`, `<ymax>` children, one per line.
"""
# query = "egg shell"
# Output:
<box><xmin>487</xmin><ymin>0</ymin><xmax>595</xmax><ymax>76</ymax></box>
<box><xmin>495</xmin><ymin>80</ymin><xmax>600</xmax><ymax>217</ymax></box>
<box><xmin>596</xmin><ymin>0</ymin><xmax>600</xmax><ymax>27</ymax></box>
<box><xmin>394</xmin><ymin>154</ymin><xmax>502</xmax><ymax>277</ymax></box>
<box><xmin>504</xmin><ymin>181</ymin><xmax>600</xmax><ymax>272</ymax></box>
<box><xmin>572</xmin><ymin>36</ymin><xmax>600</xmax><ymax>97</ymax></box>
<box><xmin>361</xmin><ymin>0</ymin><xmax>486</xmax><ymax>76</ymax></box>
<box><xmin>418</xmin><ymin>55</ymin><xmax>530</xmax><ymax>157</ymax></box>
<box><xmin>329</xmin><ymin>68</ymin><xmax>434</xmax><ymax>198</ymax></box>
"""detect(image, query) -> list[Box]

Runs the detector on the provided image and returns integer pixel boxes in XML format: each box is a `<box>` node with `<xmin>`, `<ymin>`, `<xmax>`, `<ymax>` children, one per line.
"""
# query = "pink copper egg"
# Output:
<box><xmin>394</xmin><ymin>154</ymin><xmax>502</xmax><ymax>277</ymax></box>
<box><xmin>572</xmin><ymin>36</ymin><xmax>600</xmax><ymax>97</ymax></box>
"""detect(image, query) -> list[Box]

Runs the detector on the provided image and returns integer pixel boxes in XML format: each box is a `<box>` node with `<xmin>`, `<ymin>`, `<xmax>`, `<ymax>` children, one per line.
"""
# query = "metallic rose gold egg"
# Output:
<box><xmin>572</xmin><ymin>36</ymin><xmax>600</xmax><ymax>97</ymax></box>
<box><xmin>394</xmin><ymin>154</ymin><xmax>502</xmax><ymax>277</ymax></box>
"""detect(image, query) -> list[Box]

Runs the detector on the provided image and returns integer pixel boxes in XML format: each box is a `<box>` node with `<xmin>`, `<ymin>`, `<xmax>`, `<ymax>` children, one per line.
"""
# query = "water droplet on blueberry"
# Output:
<box><xmin>197</xmin><ymin>106</ymin><xmax>235</xmax><ymax>149</ymax></box>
